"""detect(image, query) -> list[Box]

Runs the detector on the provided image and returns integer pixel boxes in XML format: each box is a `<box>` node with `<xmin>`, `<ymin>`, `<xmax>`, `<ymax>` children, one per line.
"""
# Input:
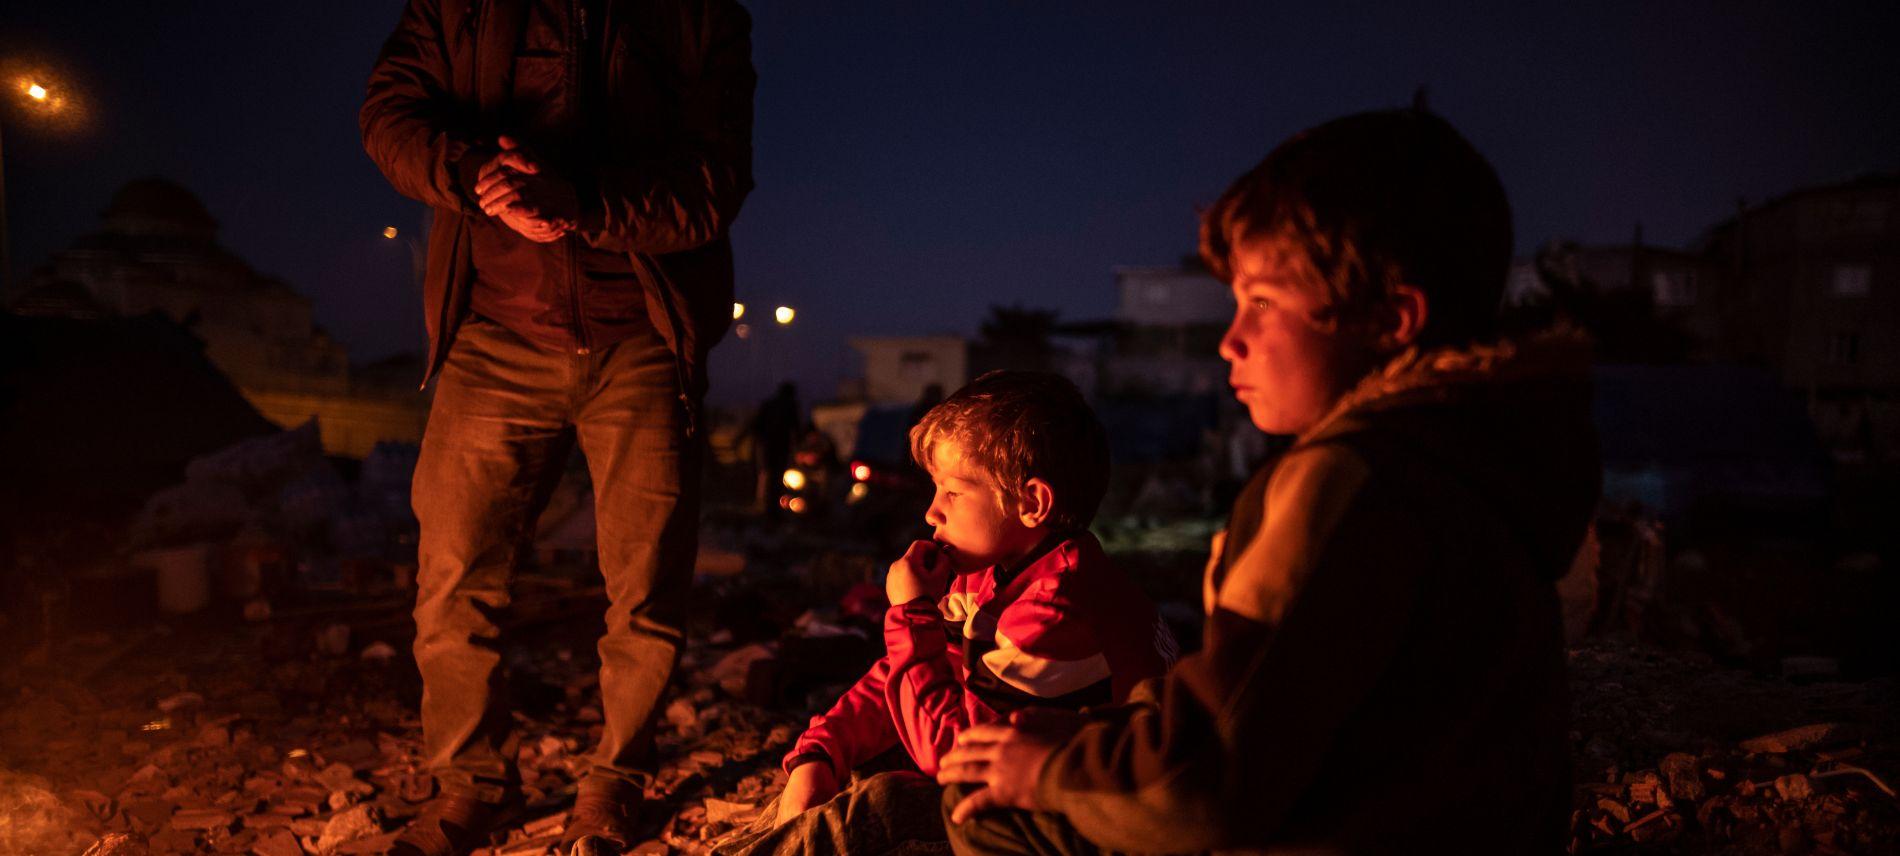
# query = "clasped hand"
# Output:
<box><xmin>474</xmin><ymin>135</ymin><xmax>580</xmax><ymax>243</ymax></box>
<box><xmin>935</xmin><ymin>708</ymin><xmax>1084</xmax><ymax>823</ymax></box>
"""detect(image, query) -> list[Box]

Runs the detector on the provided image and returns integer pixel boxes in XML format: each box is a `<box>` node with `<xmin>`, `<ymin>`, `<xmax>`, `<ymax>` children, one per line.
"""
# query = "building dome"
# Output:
<box><xmin>101</xmin><ymin>177</ymin><xmax>219</xmax><ymax>240</ymax></box>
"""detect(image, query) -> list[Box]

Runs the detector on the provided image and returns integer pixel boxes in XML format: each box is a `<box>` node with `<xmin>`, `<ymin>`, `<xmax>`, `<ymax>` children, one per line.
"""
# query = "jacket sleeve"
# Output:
<box><xmin>783</xmin><ymin>657</ymin><xmax>899</xmax><ymax>785</ymax></box>
<box><xmin>1032</xmin><ymin>445</ymin><xmax>1427</xmax><ymax>852</ymax></box>
<box><xmin>358</xmin><ymin>0</ymin><xmax>491</xmax><ymax>214</ymax></box>
<box><xmin>583</xmin><ymin>0</ymin><xmax>755</xmax><ymax>256</ymax></box>
<box><xmin>881</xmin><ymin>599</ymin><xmax>991</xmax><ymax>777</ymax></box>
<box><xmin>886</xmin><ymin>573</ymin><xmax>1113</xmax><ymax>776</ymax></box>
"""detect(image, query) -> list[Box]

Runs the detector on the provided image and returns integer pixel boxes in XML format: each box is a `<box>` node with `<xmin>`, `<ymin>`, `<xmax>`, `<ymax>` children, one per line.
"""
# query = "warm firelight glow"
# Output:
<box><xmin>774</xmin><ymin>306</ymin><xmax>795</xmax><ymax>325</ymax></box>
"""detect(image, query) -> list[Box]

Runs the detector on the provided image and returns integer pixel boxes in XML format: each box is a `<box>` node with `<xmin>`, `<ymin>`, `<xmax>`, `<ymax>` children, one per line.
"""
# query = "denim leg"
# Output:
<box><xmin>412</xmin><ymin>318</ymin><xmax>577</xmax><ymax>799</ymax></box>
<box><xmin>572</xmin><ymin>328</ymin><xmax>698</xmax><ymax>791</ymax></box>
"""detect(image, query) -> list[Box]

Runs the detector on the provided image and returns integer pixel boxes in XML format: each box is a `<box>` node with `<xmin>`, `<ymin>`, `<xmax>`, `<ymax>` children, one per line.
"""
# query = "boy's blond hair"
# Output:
<box><xmin>908</xmin><ymin>371</ymin><xmax>1109</xmax><ymax>532</ymax></box>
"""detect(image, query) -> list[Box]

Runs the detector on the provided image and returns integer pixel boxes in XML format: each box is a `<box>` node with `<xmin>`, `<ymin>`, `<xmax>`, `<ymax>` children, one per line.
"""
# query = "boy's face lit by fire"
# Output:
<box><xmin>1219</xmin><ymin>236</ymin><xmax>1382</xmax><ymax>436</ymax></box>
<box><xmin>922</xmin><ymin>439</ymin><xmax>1043</xmax><ymax>573</ymax></box>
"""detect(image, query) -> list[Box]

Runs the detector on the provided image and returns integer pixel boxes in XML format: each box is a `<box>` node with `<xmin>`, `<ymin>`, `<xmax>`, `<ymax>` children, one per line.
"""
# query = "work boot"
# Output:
<box><xmin>561</xmin><ymin>790</ymin><xmax>644</xmax><ymax>856</ymax></box>
<box><xmin>389</xmin><ymin>791</ymin><xmax>506</xmax><ymax>856</ymax></box>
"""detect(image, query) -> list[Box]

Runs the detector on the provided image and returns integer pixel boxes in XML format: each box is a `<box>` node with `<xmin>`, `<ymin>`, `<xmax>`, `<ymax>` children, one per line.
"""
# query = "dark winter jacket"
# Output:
<box><xmin>359</xmin><ymin>0</ymin><xmax>753</xmax><ymax>413</ymax></box>
<box><xmin>1036</xmin><ymin>332</ymin><xmax>1600</xmax><ymax>855</ymax></box>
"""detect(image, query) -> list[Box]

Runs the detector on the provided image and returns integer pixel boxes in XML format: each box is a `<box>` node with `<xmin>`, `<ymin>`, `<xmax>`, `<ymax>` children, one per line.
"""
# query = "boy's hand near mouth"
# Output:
<box><xmin>886</xmin><ymin>539</ymin><xmax>951</xmax><ymax>605</ymax></box>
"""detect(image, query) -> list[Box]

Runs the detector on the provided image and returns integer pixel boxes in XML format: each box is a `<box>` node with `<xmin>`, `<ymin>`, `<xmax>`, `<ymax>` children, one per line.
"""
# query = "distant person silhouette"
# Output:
<box><xmin>751</xmin><ymin>382</ymin><xmax>801</xmax><ymax>516</ymax></box>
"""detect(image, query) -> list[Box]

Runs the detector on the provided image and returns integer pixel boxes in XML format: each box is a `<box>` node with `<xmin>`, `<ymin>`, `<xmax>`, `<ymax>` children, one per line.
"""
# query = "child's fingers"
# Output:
<box><xmin>934</xmin><ymin>757</ymin><xmax>989</xmax><ymax>785</ymax></box>
<box><xmin>949</xmin><ymin>787</ymin><xmax>1000</xmax><ymax>824</ymax></box>
<box><xmin>954</xmin><ymin>724</ymin><xmax>1011</xmax><ymax>745</ymax></box>
<box><xmin>939</xmin><ymin>742</ymin><xmax>996</xmax><ymax>771</ymax></box>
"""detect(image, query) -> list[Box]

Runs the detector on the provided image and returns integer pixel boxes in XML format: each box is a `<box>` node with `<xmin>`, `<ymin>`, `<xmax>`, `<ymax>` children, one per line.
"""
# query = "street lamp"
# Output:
<box><xmin>732</xmin><ymin>301</ymin><xmax>745</xmax><ymax>320</ymax></box>
<box><xmin>775</xmin><ymin>305</ymin><xmax>794</xmax><ymax>325</ymax></box>
<box><xmin>2</xmin><ymin>73</ymin><xmax>76</xmax><ymax>295</ymax></box>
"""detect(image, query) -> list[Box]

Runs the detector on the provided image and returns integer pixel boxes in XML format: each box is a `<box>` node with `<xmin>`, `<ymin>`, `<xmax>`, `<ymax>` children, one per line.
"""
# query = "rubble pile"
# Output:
<box><xmin>5</xmin><ymin>535</ymin><xmax>1896</xmax><ymax>855</ymax></box>
<box><xmin>1567</xmin><ymin>643</ymin><xmax>1899</xmax><ymax>853</ymax></box>
<box><xmin>0</xmin><ymin>558</ymin><xmax>886</xmax><ymax>856</ymax></box>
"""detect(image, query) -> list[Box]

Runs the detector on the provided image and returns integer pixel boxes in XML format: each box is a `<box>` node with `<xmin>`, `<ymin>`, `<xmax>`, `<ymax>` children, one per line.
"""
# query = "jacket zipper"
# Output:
<box><xmin>569</xmin><ymin>0</ymin><xmax>590</xmax><ymax>355</ymax></box>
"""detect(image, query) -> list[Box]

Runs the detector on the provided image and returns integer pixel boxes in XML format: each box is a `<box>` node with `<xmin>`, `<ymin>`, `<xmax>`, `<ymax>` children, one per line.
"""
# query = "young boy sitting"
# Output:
<box><xmin>717</xmin><ymin>370</ymin><xmax>1175</xmax><ymax>856</ymax></box>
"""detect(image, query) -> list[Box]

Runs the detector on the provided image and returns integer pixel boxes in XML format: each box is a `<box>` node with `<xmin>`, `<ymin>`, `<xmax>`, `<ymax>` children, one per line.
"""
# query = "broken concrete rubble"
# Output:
<box><xmin>6</xmin><ymin>521</ymin><xmax>1895</xmax><ymax>856</ymax></box>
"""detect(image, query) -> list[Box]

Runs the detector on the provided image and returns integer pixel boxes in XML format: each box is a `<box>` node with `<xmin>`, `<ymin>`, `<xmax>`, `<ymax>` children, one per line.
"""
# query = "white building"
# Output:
<box><xmin>848</xmin><ymin>335</ymin><xmax>968</xmax><ymax>405</ymax></box>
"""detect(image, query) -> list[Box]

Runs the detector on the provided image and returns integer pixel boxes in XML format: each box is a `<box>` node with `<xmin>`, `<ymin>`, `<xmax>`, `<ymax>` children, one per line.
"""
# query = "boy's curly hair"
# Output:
<box><xmin>908</xmin><ymin>370</ymin><xmax>1109</xmax><ymax>532</ymax></box>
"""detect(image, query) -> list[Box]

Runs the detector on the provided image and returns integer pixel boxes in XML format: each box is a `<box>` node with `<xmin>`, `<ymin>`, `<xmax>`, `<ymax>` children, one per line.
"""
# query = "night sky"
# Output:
<box><xmin>3</xmin><ymin>1</ymin><xmax>1896</xmax><ymax>406</ymax></box>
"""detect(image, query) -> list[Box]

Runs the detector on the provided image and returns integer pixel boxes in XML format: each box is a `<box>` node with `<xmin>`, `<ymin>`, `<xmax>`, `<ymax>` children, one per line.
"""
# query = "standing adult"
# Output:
<box><xmin>360</xmin><ymin>1</ymin><xmax>754</xmax><ymax>853</ymax></box>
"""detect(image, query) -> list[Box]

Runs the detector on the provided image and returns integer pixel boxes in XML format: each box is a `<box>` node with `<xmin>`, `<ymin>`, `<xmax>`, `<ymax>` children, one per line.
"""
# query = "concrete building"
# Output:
<box><xmin>1698</xmin><ymin>174</ymin><xmax>1900</xmax><ymax>460</ymax></box>
<box><xmin>7</xmin><ymin>178</ymin><xmax>425</xmax><ymax>457</ymax></box>
<box><xmin>1508</xmin><ymin>239</ymin><xmax>1723</xmax><ymax>355</ymax></box>
<box><xmin>1100</xmin><ymin>263</ymin><xmax>1230</xmax><ymax>396</ymax></box>
<box><xmin>847</xmin><ymin>334</ymin><xmax>968</xmax><ymax>406</ymax></box>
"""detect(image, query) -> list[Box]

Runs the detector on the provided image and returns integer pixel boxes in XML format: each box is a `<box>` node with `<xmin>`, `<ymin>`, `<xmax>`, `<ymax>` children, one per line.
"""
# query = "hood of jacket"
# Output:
<box><xmin>1297</xmin><ymin>327</ymin><xmax>1601</xmax><ymax>581</ymax></box>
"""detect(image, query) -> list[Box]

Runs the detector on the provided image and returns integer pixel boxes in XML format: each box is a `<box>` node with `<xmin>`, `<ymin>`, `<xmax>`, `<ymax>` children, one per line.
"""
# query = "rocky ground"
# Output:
<box><xmin>2</xmin><ymin>540</ymin><xmax>1896</xmax><ymax>856</ymax></box>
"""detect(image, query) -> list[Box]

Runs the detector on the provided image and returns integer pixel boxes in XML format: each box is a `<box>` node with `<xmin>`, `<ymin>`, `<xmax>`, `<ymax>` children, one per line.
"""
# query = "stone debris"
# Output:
<box><xmin>7</xmin><ymin>545</ymin><xmax>1894</xmax><ymax>856</ymax></box>
<box><xmin>313</xmin><ymin>803</ymin><xmax>384</xmax><ymax>854</ymax></box>
<box><xmin>1740</xmin><ymin>723</ymin><xmax>1856</xmax><ymax>755</ymax></box>
<box><xmin>1564</xmin><ymin>642</ymin><xmax>1898</xmax><ymax>853</ymax></box>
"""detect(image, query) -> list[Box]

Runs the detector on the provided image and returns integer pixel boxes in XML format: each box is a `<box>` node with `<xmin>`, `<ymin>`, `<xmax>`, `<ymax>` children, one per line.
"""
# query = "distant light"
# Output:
<box><xmin>851</xmin><ymin>462</ymin><xmax>872</xmax><ymax>482</ymax></box>
<box><xmin>788</xmin><ymin>497</ymin><xmax>809</xmax><ymax>515</ymax></box>
<box><xmin>734</xmin><ymin>323</ymin><xmax>751</xmax><ymax>340</ymax></box>
<box><xmin>848</xmin><ymin>482</ymin><xmax>869</xmax><ymax>503</ymax></box>
<box><xmin>732</xmin><ymin>302</ymin><xmax>745</xmax><ymax>320</ymax></box>
<box><xmin>775</xmin><ymin>306</ymin><xmax>795</xmax><ymax>325</ymax></box>
<box><xmin>26</xmin><ymin>83</ymin><xmax>48</xmax><ymax>101</ymax></box>
<box><xmin>782</xmin><ymin>468</ymin><xmax>807</xmax><ymax>491</ymax></box>
<box><xmin>382</xmin><ymin>226</ymin><xmax>399</xmax><ymax>239</ymax></box>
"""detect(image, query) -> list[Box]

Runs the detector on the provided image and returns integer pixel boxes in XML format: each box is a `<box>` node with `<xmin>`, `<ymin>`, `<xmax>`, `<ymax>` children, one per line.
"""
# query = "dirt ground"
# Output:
<box><xmin>2</xmin><ymin>541</ymin><xmax>1896</xmax><ymax>856</ymax></box>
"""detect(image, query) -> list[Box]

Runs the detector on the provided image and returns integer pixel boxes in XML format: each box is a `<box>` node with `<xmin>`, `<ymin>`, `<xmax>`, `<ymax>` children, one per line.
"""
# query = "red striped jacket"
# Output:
<box><xmin>784</xmin><ymin>533</ymin><xmax>1176</xmax><ymax>782</ymax></box>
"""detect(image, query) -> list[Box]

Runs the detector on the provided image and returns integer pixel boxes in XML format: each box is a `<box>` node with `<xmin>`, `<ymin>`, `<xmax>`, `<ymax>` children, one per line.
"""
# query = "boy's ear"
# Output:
<box><xmin>1378</xmin><ymin>283</ymin><xmax>1429</xmax><ymax>350</ymax></box>
<box><xmin>1017</xmin><ymin>478</ymin><xmax>1057</xmax><ymax>528</ymax></box>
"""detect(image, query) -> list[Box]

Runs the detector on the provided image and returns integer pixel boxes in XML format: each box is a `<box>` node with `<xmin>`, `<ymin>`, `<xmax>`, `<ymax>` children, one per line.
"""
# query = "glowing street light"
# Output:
<box><xmin>732</xmin><ymin>301</ymin><xmax>745</xmax><ymax>320</ymax></box>
<box><xmin>774</xmin><ymin>305</ymin><xmax>795</xmax><ymax>325</ymax></box>
<box><xmin>382</xmin><ymin>226</ymin><xmax>399</xmax><ymax>239</ymax></box>
<box><xmin>6</xmin><ymin>71</ymin><xmax>84</xmax><ymax>292</ymax></box>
